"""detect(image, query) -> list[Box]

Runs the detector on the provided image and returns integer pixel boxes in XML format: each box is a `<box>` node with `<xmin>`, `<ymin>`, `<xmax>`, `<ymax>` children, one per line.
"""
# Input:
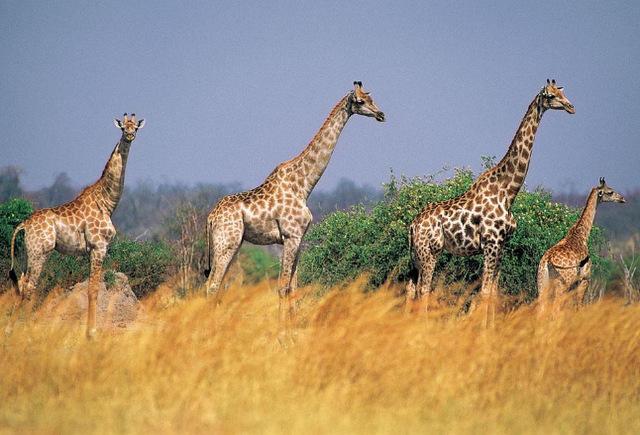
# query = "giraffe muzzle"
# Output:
<box><xmin>375</xmin><ymin>111</ymin><xmax>386</xmax><ymax>122</ymax></box>
<box><xmin>564</xmin><ymin>103</ymin><xmax>575</xmax><ymax>114</ymax></box>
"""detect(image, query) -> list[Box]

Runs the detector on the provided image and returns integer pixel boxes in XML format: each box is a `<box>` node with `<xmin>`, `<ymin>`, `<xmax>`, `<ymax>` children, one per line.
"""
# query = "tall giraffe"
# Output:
<box><xmin>537</xmin><ymin>178</ymin><xmax>625</xmax><ymax>314</ymax></box>
<box><xmin>407</xmin><ymin>80</ymin><xmax>575</xmax><ymax>316</ymax></box>
<box><xmin>9</xmin><ymin>114</ymin><xmax>144</xmax><ymax>337</ymax></box>
<box><xmin>205</xmin><ymin>82</ymin><xmax>385</xmax><ymax>317</ymax></box>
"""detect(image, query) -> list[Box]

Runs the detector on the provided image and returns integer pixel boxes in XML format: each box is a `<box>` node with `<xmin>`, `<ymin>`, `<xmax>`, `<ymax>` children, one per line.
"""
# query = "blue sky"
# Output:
<box><xmin>2</xmin><ymin>1</ymin><xmax>638</xmax><ymax>194</ymax></box>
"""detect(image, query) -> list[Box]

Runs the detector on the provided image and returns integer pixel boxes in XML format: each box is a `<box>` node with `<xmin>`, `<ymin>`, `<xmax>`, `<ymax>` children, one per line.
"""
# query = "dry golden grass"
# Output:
<box><xmin>1</xmin><ymin>278</ymin><xmax>639</xmax><ymax>434</ymax></box>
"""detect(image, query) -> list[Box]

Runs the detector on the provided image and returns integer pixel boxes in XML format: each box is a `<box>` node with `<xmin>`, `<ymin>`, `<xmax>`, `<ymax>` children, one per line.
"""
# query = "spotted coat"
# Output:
<box><xmin>204</xmin><ymin>82</ymin><xmax>385</xmax><ymax>320</ymax></box>
<box><xmin>9</xmin><ymin>114</ymin><xmax>144</xmax><ymax>337</ymax></box>
<box><xmin>407</xmin><ymin>81</ymin><xmax>575</xmax><ymax>315</ymax></box>
<box><xmin>537</xmin><ymin>178</ymin><xmax>625</xmax><ymax>314</ymax></box>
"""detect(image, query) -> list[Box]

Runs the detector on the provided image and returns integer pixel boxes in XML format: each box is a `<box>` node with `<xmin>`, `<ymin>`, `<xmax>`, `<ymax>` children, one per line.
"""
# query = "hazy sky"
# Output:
<box><xmin>2</xmin><ymin>1</ymin><xmax>638</xmax><ymax>195</ymax></box>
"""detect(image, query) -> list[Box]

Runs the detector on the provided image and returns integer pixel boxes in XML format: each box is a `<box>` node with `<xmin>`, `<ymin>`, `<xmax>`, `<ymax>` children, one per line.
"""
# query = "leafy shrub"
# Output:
<box><xmin>28</xmin><ymin>238</ymin><xmax>175</xmax><ymax>299</ymax></box>
<box><xmin>104</xmin><ymin>237</ymin><xmax>175</xmax><ymax>298</ymax></box>
<box><xmin>0</xmin><ymin>197</ymin><xmax>176</xmax><ymax>298</ymax></box>
<box><xmin>0</xmin><ymin>198</ymin><xmax>33</xmax><ymax>283</ymax></box>
<box><xmin>37</xmin><ymin>238</ymin><xmax>175</xmax><ymax>299</ymax></box>
<box><xmin>299</xmin><ymin>169</ymin><xmax>606</xmax><ymax>299</ymax></box>
<box><xmin>239</xmin><ymin>245</ymin><xmax>280</xmax><ymax>284</ymax></box>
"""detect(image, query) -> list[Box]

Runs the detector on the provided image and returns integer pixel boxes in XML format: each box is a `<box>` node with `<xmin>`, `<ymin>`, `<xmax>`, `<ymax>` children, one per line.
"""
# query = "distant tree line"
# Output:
<box><xmin>2</xmin><ymin>165</ymin><xmax>635</xmax><ymax>242</ymax></box>
<box><xmin>0</xmin><ymin>165</ymin><xmax>382</xmax><ymax>241</ymax></box>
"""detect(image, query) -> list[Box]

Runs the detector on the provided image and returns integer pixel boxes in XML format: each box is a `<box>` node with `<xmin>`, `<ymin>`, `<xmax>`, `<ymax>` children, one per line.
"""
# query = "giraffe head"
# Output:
<box><xmin>350</xmin><ymin>81</ymin><xmax>385</xmax><ymax>122</ymax></box>
<box><xmin>113</xmin><ymin>113</ymin><xmax>145</xmax><ymax>142</ymax></box>
<box><xmin>596</xmin><ymin>177</ymin><xmax>626</xmax><ymax>203</ymax></box>
<box><xmin>539</xmin><ymin>79</ymin><xmax>575</xmax><ymax>114</ymax></box>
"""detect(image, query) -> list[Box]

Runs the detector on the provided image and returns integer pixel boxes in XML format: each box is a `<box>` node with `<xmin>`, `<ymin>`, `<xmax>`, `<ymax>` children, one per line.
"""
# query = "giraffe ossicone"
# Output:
<box><xmin>9</xmin><ymin>113</ymin><xmax>144</xmax><ymax>338</ymax></box>
<box><xmin>204</xmin><ymin>82</ymin><xmax>385</xmax><ymax>321</ymax></box>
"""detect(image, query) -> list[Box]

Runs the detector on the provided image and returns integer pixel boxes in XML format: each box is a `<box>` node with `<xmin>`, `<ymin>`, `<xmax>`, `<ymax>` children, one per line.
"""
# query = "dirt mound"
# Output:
<box><xmin>42</xmin><ymin>272</ymin><xmax>143</xmax><ymax>330</ymax></box>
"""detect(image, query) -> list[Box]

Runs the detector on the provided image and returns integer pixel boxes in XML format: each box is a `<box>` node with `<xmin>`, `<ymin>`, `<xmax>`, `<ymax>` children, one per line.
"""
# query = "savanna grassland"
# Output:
<box><xmin>1</xmin><ymin>278</ymin><xmax>639</xmax><ymax>434</ymax></box>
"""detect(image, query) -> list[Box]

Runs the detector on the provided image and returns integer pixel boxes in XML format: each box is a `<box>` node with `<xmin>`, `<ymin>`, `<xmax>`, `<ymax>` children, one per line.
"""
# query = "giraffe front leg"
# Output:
<box><xmin>279</xmin><ymin>236</ymin><xmax>303</xmax><ymax>325</ymax></box>
<box><xmin>479</xmin><ymin>240</ymin><xmax>503</xmax><ymax>326</ymax></box>
<box><xmin>87</xmin><ymin>247</ymin><xmax>107</xmax><ymax>339</ymax></box>
<box><xmin>575</xmin><ymin>260</ymin><xmax>592</xmax><ymax>308</ymax></box>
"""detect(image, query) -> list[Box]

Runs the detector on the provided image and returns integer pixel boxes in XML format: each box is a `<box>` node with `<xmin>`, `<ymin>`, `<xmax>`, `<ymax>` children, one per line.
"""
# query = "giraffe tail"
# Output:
<box><xmin>9</xmin><ymin>222</ymin><xmax>25</xmax><ymax>291</ymax></box>
<box><xmin>203</xmin><ymin>219</ymin><xmax>213</xmax><ymax>278</ymax></box>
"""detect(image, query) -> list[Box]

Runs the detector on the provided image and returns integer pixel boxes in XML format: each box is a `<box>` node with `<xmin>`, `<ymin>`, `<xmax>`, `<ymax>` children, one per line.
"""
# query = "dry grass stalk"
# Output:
<box><xmin>1</xmin><ymin>278</ymin><xmax>639</xmax><ymax>434</ymax></box>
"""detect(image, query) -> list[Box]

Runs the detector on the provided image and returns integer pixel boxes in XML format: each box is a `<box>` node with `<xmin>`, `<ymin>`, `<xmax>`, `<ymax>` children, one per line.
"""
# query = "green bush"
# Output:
<box><xmin>0</xmin><ymin>197</ymin><xmax>176</xmax><ymax>298</ymax></box>
<box><xmin>239</xmin><ymin>245</ymin><xmax>280</xmax><ymax>284</ymax></box>
<box><xmin>36</xmin><ymin>238</ymin><xmax>175</xmax><ymax>299</ymax></box>
<box><xmin>0</xmin><ymin>198</ymin><xmax>33</xmax><ymax>282</ymax></box>
<box><xmin>299</xmin><ymin>169</ymin><xmax>607</xmax><ymax>299</ymax></box>
<box><xmin>38</xmin><ymin>253</ymin><xmax>89</xmax><ymax>294</ymax></box>
<box><xmin>104</xmin><ymin>237</ymin><xmax>175</xmax><ymax>298</ymax></box>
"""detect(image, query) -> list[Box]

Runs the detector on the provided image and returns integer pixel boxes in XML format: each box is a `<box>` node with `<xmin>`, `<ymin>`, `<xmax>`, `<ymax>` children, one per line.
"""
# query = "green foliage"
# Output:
<box><xmin>104</xmin><ymin>238</ymin><xmax>175</xmax><ymax>298</ymax></box>
<box><xmin>299</xmin><ymin>169</ymin><xmax>607</xmax><ymax>299</ymax></box>
<box><xmin>33</xmin><ymin>238</ymin><xmax>175</xmax><ymax>299</ymax></box>
<box><xmin>0</xmin><ymin>198</ymin><xmax>33</xmax><ymax>281</ymax></box>
<box><xmin>239</xmin><ymin>245</ymin><xmax>280</xmax><ymax>284</ymax></box>
<box><xmin>104</xmin><ymin>270</ymin><xmax>117</xmax><ymax>288</ymax></box>
<box><xmin>0</xmin><ymin>197</ymin><xmax>176</xmax><ymax>297</ymax></box>
<box><xmin>37</xmin><ymin>253</ymin><xmax>88</xmax><ymax>294</ymax></box>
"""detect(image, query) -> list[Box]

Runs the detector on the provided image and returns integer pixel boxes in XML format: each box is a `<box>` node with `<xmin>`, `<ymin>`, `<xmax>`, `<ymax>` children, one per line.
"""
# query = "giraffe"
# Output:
<box><xmin>537</xmin><ymin>178</ymin><xmax>625</xmax><ymax>314</ymax></box>
<box><xmin>407</xmin><ymin>80</ymin><xmax>575</xmax><ymax>317</ymax></box>
<box><xmin>204</xmin><ymin>82</ymin><xmax>385</xmax><ymax>319</ymax></box>
<box><xmin>9</xmin><ymin>113</ymin><xmax>144</xmax><ymax>337</ymax></box>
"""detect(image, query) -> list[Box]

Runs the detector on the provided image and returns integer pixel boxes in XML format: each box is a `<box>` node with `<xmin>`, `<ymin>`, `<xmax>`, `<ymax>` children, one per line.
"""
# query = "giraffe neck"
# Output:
<box><xmin>566</xmin><ymin>188</ymin><xmax>599</xmax><ymax>247</ymax></box>
<box><xmin>492</xmin><ymin>93</ymin><xmax>546</xmax><ymax>207</ymax></box>
<box><xmin>287</xmin><ymin>94</ymin><xmax>352</xmax><ymax>199</ymax></box>
<box><xmin>94</xmin><ymin>136</ymin><xmax>132</xmax><ymax>215</ymax></box>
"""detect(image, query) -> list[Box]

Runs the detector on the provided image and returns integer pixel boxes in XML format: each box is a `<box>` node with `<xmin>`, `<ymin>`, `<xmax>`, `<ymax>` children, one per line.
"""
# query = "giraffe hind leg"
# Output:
<box><xmin>408</xmin><ymin>221</ymin><xmax>442</xmax><ymax>315</ymax></box>
<box><xmin>87</xmin><ymin>247</ymin><xmax>107</xmax><ymax>339</ymax></box>
<box><xmin>21</xmin><ymin>249</ymin><xmax>51</xmax><ymax>301</ymax></box>
<box><xmin>404</xmin><ymin>265</ymin><xmax>418</xmax><ymax>313</ymax></box>
<box><xmin>205</xmin><ymin>219</ymin><xmax>244</xmax><ymax>297</ymax></box>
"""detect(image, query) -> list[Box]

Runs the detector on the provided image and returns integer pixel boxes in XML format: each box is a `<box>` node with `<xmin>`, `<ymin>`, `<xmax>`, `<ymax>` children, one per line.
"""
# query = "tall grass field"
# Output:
<box><xmin>1</xmin><ymin>278</ymin><xmax>639</xmax><ymax>434</ymax></box>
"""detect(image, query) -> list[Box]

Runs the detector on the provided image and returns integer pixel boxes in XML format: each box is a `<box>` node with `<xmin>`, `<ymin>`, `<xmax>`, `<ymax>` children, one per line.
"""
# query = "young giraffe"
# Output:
<box><xmin>9</xmin><ymin>114</ymin><xmax>145</xmax><ymax>337</ymax></box>
<box><xmin>204</xmin><ymin>82</ymin><xmax>385</xmax><ymax>317</ymax></box>
<box><xmin>537</xmin><ymin>178</ymin><xmax>625</xmax><ymax>314</ymax></box>
<box><xmin>407</xmin><ymin>80</ymin><xmax>575</xmax><ymax>316</ymax></box>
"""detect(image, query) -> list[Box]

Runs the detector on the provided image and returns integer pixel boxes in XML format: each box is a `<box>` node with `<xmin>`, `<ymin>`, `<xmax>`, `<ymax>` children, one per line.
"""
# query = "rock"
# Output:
<box><xmin>42</xmin><ymin>272</ymin><xmax>143</xmax><ymax>330</ymax></box>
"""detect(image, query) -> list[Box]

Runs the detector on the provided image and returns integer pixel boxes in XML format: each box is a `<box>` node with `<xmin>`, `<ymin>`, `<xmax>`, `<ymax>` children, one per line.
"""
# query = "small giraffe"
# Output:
<box><xmin>537</xmin><ymin>178</ymin><xmax>625</xmax><ymax>314</ymax></box>
<box><xmin>407</xmin><ymin>80</ymin><xmax>575</xmax><ymax>316</ymax></box>
<box><xmin>204</xmin><ymin>82</ymin><xmax>385</xmax><ymax>318</ymax></box>
<box><xmin>9</xmin><ymin>113</ymin><xmax>144</xmax><ymax>337</ymax></box>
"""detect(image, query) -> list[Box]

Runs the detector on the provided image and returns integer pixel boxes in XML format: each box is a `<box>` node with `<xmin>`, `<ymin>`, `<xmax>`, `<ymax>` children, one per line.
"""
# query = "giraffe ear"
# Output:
<box><xmin>113</xmin><ymin>119</ymin><xmax>123</xmax><ymax>129</ymax></box>
<box><xmin>136</xmin><ymin>119</ymin><xmax>145</xmax><ymax>129</ymax></box>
